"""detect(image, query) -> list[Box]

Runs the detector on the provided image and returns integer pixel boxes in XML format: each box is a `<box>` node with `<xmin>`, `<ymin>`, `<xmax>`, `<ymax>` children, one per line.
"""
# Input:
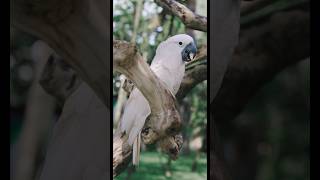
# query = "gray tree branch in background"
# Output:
<box><xmin>155</xmin><ymin>0</ymin><xmax>207</xmax><ymax>32</ymax></box>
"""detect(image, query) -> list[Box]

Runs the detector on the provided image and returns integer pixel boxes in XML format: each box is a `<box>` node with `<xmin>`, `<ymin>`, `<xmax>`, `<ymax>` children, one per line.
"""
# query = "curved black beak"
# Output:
<box><xmin>182</xmin><ymin>42</ymin><xmax>197</xmax><ymax>62</ymax></box>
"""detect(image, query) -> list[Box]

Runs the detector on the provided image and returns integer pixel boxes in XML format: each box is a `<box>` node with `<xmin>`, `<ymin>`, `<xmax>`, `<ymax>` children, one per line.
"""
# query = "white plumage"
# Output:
<box><xmin>120</xmin><ymin>34</ymin><xmax>197</xmax><ymax>165</ymax></box>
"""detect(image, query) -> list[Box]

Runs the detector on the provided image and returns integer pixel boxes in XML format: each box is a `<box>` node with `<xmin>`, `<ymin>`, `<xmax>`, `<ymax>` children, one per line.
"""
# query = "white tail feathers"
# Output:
<box><xmin>132</xmin><ymin>132</ymin><xmax>141</xmax><ymax>166</ymax></box>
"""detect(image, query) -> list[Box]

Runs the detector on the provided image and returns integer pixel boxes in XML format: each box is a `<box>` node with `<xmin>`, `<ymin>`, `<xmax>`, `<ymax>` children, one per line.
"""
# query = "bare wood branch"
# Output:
<box><xmin>155</xmin><ymin>0</ymin><xmax>207</xmax><ymax>32</ymax></box>
<box><xmin>185</xmin><ymin>0</ymin><xmax>196</xmax><ymax>38</ymax></box>
<box><xmin>113</xmin><ymin>132</ymin><xmax>132</xmax><ymax>177</ymax></box>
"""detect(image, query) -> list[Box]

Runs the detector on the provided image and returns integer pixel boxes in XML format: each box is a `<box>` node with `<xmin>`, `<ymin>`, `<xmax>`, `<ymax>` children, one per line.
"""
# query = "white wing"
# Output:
<box><xmin>120</xmin><ymin>87</ymin><xmax>150</xmax><ymax>145</ymax></box>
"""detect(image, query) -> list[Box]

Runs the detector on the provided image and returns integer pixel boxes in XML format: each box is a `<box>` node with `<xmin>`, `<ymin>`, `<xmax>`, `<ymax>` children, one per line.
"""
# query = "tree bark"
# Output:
<box><xmin>155</xmin><ymin>0</ymin><xmax>207</xmax><ymax>32</ymax></box>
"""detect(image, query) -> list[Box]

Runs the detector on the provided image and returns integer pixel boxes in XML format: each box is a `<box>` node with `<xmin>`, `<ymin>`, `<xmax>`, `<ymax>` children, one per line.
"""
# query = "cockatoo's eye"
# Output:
<box><xmin>178</xmin><ymin>42</ymin><xmax>183</xmax><ymax>46</ymax></box>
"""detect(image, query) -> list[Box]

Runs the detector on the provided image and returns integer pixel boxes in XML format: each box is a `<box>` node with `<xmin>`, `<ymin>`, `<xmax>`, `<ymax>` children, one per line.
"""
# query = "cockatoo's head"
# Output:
<box><xmin>155</xmin><ymin>34</ymin><xmax>197</xmax><ymax>63</ymax></box>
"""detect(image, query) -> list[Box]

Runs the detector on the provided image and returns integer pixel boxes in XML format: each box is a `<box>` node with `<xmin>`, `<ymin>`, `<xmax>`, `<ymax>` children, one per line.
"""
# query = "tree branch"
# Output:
<box><xmin>155</xmin><ymin>0</ymin><xmax>207</xmax><ymax>32</ymax></box>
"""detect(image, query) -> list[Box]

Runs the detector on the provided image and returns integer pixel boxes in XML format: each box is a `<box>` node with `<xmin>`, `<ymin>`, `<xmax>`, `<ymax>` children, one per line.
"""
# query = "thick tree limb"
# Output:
<box><xmin>112</xmin><ymin>132</ymin><xmax>132</xmax><ymax>177</ymax></box>
<box><xmin>11</xmin><ymin>0</ymin><xmax>110</xmax><ymax>106</ymax></box>
<box><xmin>155</xmin><ymin>0</ymin><xmax>207</xmax><ymax>32</ymax></box>
<box><xmin>213</xmin><ymin>10</ymin><xmax>310</xmax><ymax>124</ymax></box>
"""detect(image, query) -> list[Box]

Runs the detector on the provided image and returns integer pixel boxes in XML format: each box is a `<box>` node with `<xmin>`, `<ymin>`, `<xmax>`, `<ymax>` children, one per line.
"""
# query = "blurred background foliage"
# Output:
<box><xmin>113</xmin><ymin>0</ymin><xmax>207</xmax><ymax>179</ymax></box>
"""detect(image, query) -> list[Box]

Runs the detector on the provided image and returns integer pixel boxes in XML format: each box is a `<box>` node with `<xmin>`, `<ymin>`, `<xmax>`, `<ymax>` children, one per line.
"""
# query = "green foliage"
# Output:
<box><xmin>115</xmin><ymin>151</ymin><xmax>207</xmax><ymax>180</ymax></box>
<box><xmin>185</xmin><ymin>81</ymin><xmax>207</xmax><ymax>139</ymax></box>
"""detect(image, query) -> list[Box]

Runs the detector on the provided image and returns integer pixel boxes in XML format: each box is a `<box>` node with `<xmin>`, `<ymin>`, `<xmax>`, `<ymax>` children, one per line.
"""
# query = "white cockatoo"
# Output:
<box><xmin>120</xmin><ymin>34</ymin><xmax>197</xmax><ymax>165</ymax></box>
